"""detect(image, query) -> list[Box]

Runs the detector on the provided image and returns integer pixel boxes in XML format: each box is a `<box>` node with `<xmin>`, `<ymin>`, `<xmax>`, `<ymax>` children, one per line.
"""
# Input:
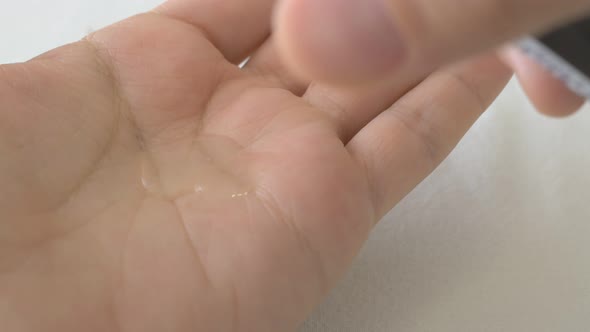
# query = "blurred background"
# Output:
<box><xmin>1</xmin><ymin>1</ymin><xmax>589</xmax><ymax>331</ymax></box>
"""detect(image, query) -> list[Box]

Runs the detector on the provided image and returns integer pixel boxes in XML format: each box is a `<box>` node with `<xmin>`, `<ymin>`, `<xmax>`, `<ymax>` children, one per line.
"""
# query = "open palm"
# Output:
<box><xmin>0</xmin><ymin>1</ymin><xmax>511</xmax><ymax>331</ymax></box>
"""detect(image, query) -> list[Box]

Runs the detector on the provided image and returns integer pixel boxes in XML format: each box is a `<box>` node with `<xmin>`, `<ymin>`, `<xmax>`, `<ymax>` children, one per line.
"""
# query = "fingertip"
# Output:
<box><xmin>273</xmin><ymin>0</ymin><xmax>405</xmax><ymax>84</ymax></box>
<box><xmin>502</xmin><ymin>48</ymin><xmax>586</xmax><ymax>117</ymax></box>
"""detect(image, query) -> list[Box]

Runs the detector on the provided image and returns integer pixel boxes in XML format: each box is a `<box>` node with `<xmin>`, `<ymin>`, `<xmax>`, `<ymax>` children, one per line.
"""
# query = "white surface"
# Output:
<box><xmin>2</xmin><ymin>2</ymin><xmax>589</xmax><ymax>331</ymax></box>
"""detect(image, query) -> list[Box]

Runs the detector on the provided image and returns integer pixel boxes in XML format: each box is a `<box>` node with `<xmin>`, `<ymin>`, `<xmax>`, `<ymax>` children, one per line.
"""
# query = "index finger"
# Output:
<box><xmin>274</xmin><ymin>0</ymin><xmax>590</xmax><ymax>83</ymax></box>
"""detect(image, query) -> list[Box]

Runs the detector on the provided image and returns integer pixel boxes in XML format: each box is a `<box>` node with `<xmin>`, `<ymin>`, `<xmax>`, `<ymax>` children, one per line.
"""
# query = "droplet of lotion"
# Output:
<box><xmin>231</xmin><ymin>192</ymin><xmax>249</xmax><ymax>199</ymax></box>
<box><xmin>140</xmin><ymin>156</ymin><xmax>164</xmax><ymax>196</ymax></box>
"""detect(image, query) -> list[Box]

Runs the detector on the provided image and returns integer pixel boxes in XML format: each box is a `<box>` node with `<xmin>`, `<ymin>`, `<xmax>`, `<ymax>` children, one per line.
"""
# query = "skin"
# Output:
<box><xmin>0</xmin><ymin>0</ymin><xmax>511</xmax><ymax>331</ymax></box>
<box><xmin>274</xmin><ymin>0</ymin><xmax>590</xmax><ymax>116</ymax></box>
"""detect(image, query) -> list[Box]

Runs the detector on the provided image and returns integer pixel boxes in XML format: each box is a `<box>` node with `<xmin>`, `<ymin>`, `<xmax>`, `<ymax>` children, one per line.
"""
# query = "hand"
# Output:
<box><xmin>274</xmin><ymin>0</ymin><xmax>590</xmax><ymax>116</ymax></box>
<box><xmin>0</xmin><ymin>0</ymin><xmax>511</xmax><ymax>330</ymax></box>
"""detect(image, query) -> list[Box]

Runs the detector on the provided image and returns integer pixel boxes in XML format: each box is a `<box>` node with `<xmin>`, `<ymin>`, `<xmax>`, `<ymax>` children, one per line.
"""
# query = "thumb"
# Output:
<box><xmin>273</xmin><ymin>0</ymin><xmax>590</xmax><ymax>83</ymax></box>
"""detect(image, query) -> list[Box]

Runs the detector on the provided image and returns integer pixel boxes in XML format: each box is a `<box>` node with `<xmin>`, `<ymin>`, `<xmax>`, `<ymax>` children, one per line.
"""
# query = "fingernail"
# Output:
<box><xmin>281</xmin><ymin>0</ymin><xmax>406</xmax><ymax>82</ymax></box>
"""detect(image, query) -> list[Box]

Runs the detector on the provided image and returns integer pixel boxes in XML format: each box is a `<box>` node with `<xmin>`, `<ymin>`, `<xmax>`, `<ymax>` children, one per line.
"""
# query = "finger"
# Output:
<box><xmin>274</xmin><ymin>0</ymin><xmax>590</xmax><ymax>83</ymax></box>
<box><xmin>501</xmin><ymin>48</ymin><xmax>585</xmax><ymax>117</ymax></box>
<box><xmin>303</xmin><ymin>73</ymin><xmax>424</xmax><ymax>143</ymax></box>
<box><xmin>244</xmin><ymin>37</ymin><xmax>310</xmax><ymax>96</ymax></box>
<box><xmin>347</xmin><ymin>54</ymin><xmax>512</xmax><ymax>218</ymax></box>
<box><xmin>157</xmin><ymin>0</ymin><xmax>275</xmax><ymax>63</ymax></box>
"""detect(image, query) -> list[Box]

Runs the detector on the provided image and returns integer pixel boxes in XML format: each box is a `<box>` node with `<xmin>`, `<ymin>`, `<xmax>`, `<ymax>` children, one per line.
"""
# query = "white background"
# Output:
<box><xmin>1</xmin><ymin>1</ymin><xmax>589</xmax><ymax>331</ymax></box>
